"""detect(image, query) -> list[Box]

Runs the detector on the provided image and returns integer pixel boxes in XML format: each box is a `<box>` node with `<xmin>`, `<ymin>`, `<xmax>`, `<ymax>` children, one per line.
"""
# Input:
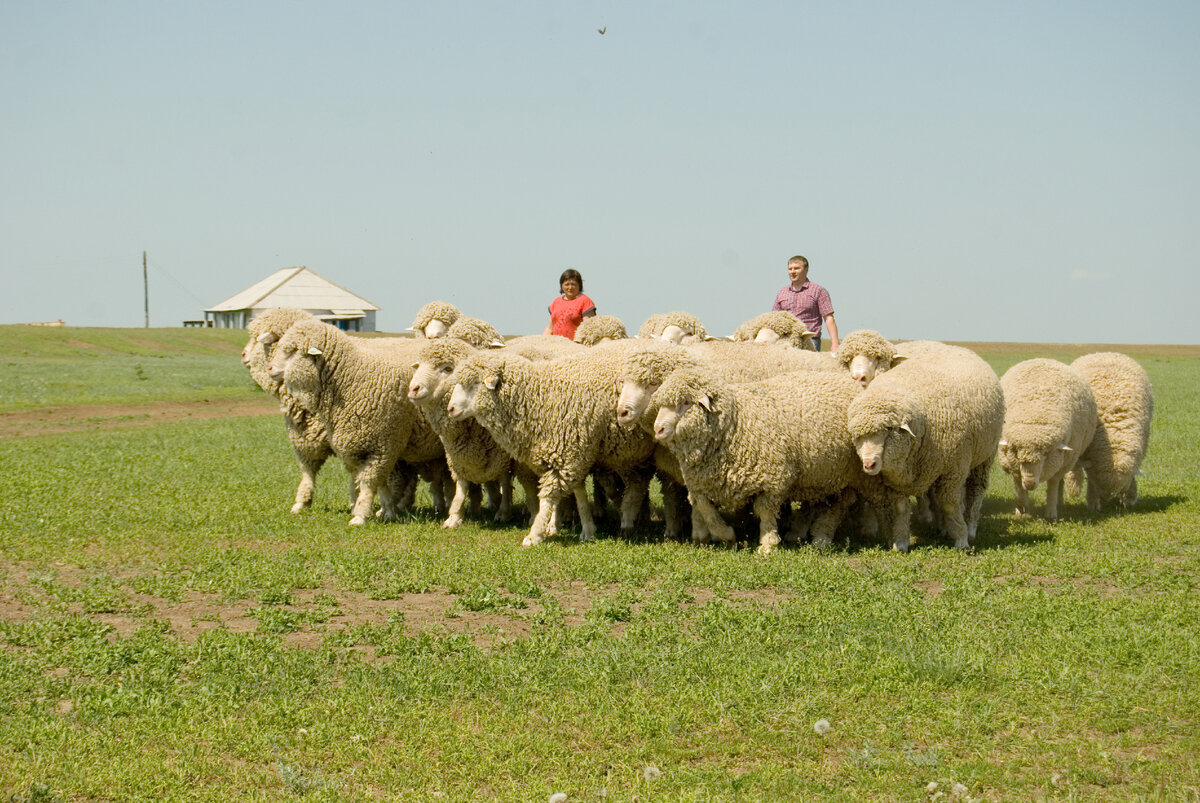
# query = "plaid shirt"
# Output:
<box><xmin>772</xmin><ymin>281</ymin><xmax>833</xmax><ymax>337</ymax></box>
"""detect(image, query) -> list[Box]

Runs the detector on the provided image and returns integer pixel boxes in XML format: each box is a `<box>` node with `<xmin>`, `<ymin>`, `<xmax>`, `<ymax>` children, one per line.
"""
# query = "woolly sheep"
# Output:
<box><xmin>500</xmin><ymin>334</ymin><xmax>587</xmax><ymax>360</ymax></box>
<box><xmin>446</xmin><ymin>342</ymin><xmax>656</xmax><ymax>546</ymax></box>
<box><xmin>446</xmin><ymin>315</ymin><xmax>505</xmax><ymax>348</ymax></box>
<box><xmin>637</xmin><ymin>311</ymin><xmax>708</xmax><ymax>344</ymax></box>
<box><xmin>268</xmin><ymin>318</ymin><xmax>447</xmax><ymax>525</ymax></box>
<box><xmin>1069</xmin><ymin>352</ymin><xmax>1153</xmax><ymax>510</ymax></box>
<box><xmin>574</xmin><ymin>314</ymin><xmax>628</xmax><ymax>345</ymax></box>
<box><xmin>242</xmin><ymin>307</ymin><xmax>335</xmax><ymax>514</ymax></box>
<box><xmin>407</xmin><ymin>337</ymin><xmax>538</xmax><ymax>528</ymax></box>
<box><xmin>409</xmin><ymin>301</ymin><xmax>461</xmax><ymax>339</ymax></box>
<box><xmin>650</xmin><ymin>366</ymin><xmax>877</xmax><ymax>553</ymax></box>
<box><xmin>834</xmin><ymin>330</ymin><xmax>951</xmax><ymax>388</ymax></box>
<box><xmin>998</xmin><ymin>358</ymin><xmax>1098</xmax><ymax>522</ymax></box>
<box><xmin>732</xmin><ymin>311</ymin><xmax>817</xmax><ymax>350</ymax></box>
<box><xmin>846</xmin><ymin>342</ymin><xmax>1004</xmax><ymax>551</ymax></box>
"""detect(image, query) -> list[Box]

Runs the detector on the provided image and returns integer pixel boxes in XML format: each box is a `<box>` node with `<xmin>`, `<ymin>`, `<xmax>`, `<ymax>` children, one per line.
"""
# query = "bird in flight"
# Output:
<box><xmin>597</xmin><ymin>26</ymin><xmax>606</xmax><ymax>35</ymax></box>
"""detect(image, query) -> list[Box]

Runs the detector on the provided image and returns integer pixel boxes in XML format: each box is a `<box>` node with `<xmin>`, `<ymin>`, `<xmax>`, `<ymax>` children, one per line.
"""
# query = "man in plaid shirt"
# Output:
<box><xmin>771</xmin><ymin>254</ymin><xmax>840</xmax><ymax>353</ymax></box>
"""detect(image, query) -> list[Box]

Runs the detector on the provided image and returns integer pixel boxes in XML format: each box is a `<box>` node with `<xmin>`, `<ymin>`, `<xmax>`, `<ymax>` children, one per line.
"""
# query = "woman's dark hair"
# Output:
<box><xmin>559</xmin><ymin>269</ymin><xmax>583</xmax><ymax>291</ymax></box>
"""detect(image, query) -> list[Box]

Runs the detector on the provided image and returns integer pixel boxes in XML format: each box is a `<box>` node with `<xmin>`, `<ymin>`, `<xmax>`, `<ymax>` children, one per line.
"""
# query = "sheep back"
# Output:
<box><xmin>1070</xmin><ymin>352</ymin><xmax>1153</xmax><ymax>502</ymax></box>
<box><xmin>999</xmin><ymin>358</ymin><xmax>1098</xmax><ymax>475</ymax></box>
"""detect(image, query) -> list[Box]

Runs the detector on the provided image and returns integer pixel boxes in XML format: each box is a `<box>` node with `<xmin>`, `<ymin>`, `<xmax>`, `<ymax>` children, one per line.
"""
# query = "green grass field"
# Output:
<box><xmin>1</xmin><ymin>327</ymin><xmax>1197</xmax><ymax>801</ymax></box>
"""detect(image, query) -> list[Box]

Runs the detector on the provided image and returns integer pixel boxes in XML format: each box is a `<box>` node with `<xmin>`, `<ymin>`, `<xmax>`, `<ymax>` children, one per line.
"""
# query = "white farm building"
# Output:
<box><xmin>204</xmin><ymin>266</ymin><xmax>380</xmax><ymax>331</ymax></box>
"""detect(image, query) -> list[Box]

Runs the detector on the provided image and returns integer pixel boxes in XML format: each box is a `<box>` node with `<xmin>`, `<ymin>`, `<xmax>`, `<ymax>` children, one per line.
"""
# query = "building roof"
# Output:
<box><xmin>205</xmin><ymin>266</ymin><xmax>380</xmax><ymax>313</ymax></box>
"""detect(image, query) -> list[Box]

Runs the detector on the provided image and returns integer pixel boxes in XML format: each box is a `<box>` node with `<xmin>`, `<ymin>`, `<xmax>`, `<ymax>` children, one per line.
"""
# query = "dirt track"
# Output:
<box><xmin>0</xmin><ymin>397</ymin><xmax>279</xmax><ymax>438</ymax></box>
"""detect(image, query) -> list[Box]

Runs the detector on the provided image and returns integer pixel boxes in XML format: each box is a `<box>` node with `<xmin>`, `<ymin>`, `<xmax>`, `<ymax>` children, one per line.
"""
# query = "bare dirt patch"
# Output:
<box><xmin>0</xmin><ymin>397</ymin><xmax>279</xmax><ymax>438</ymax></box>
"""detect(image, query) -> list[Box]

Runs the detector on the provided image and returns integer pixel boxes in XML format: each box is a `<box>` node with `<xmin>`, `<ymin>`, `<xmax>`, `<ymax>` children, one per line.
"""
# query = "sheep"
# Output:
<box><xmin>242</xmin><ymin>307</ymin><xmax>336</xmax><ymax>514</ymax></box>
<box><xmin>997</xmin><ymin>358</ymin><xmax>1098</xmax><ymax>522</ymax></box>
<box><xmin>446</xmin><ymin>315</ymin><xmax>505</xmax><ymax>348</ymax></box>
<box><xmin>268</xmin><ymin>318</ymin><xmax>447</xmax><ymax>525</ymax></box>
<box><xmin>409</xmin><ymin>301</ymin><xmax>461</xmax><ymax>339</ymax></box>
<box><xmin>407</xmin><ymin>337</ymin><xmax>539</xmax><ymax>528</ymax></box>
<box><xmin>500</xmin><ymin>334</ymin><xmax>587</xmax><ymax>360</ymax></box>
<box><xmin>649</xmin><ymin>366</ymin><xmax>878</xmax><ymax>553</ymax></box>
<box><xmin>574</xmin><ymin>314</ymin><xmax>628</xmax><ymax>345</ymax></box>
<box><xmin>1068</xmin><ymin>352</ymin><xmax>1153</xmax><ymax>510</ymax></box>
<box><xmin>732</xmin><ymin>311</ymin><xmax>817</xmax><ymax>350</ymax></box>
<box><xmin>846</xmin><ymin>342</ymin><xmax>1004</xmax><ymax>551</ymax></box>
<box><xmin>446</xmin><ymin>342</ymin><xmax>657</xmax><ymax>546</ymax></box>
<box><xmin>637</xmin><ymin>311</ymin><xmax>708</xmax><ymax>344</ymax></box>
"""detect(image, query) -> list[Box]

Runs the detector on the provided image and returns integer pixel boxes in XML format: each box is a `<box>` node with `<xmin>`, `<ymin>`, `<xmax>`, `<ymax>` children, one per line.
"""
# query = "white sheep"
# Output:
<box><xmin>731</xmin><ymin>311</ymin><xmax>817</xmax><ymax>350</ymax></box>
<box><xmin>650</xmin><ymin>366</ymin><xmax>878</xmax><ymax>553</ymax></box>
<box><xmin>268</xmin><ymin>318</ymin><xmax>448</xmax><ymax>525</ymax></box>
<box><xmin>242</xmin><ymin>307</ymin><xmax>336</xmax><ymax>514</ymax></box>
<box><xmin>574</xmin><ymin>314</ymin><xmax>628</xmax><ymax>345</ymax></box>
<box><xmin>446</xmin><ymin>315</ymin><xmax>505</xmax><ymax>348</ymax></box>
<box><xmin>1069</xmin><ymin>352</ymin><xmax>1153</xmax><ymax>510</ymax></box>
<box><xmin>407</xmin><ymin>337</ymin><xmax>539</xmax><ymax>528</ymax></box>
<box><xmin>637</xmin><ymin>311</ymin><xmax>709</xmax><ymax>344</ymax></box>
<box><xmin>446</xmin><ymin>342</ymin><xmax>656</xmax><ymax>546</ymax></box>
<box><xmin>409</xmin><ymin>300</ymin><xmax>461</xmax><ymax>339</ymax></box>
<box><xmin>499</xmin><ymin>334</ymin><xmax>588</xmax><ymax>360</ymax></box>
<box><xmin>846</xmin><ymin>342</ymin><xmax>1004</xmax><ymax>551</ymax></box>
<box><xmin>998</xmin><ymin>358</ymin><xmax>1098</xmax><ymax>521</ymax></box>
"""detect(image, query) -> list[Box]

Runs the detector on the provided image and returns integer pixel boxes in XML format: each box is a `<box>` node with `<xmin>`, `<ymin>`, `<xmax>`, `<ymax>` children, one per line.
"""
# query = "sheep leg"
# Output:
<box><xmin>573</xmin><ymin>484</ymin><xmax>597</xmax><ymax>542</ymax></box>
<box><xmin>617</xmin><ymin>471</ymin><xmax>651</xmax><ymax>535</ymax></box>
<box><xmin>290</xmin><ymin>451</ymin><xmax>328</xmax><ymax>514</ymax></box>
<box><xmin>525</xmin><ymin>482</ymin><xmax>560</xmax><ymax>546</ymax></box>
<box><xmin>788</xmin><ymin>504</ymin><xmax>815</xmax><ymax>544</ymax></box>
<box><xmin>890</xmin><ymin>496</ymin><xmax>912</xmax><ymax>552</ymax></box>
<box><xmin>1121</xmin><ymin>476</ymin><xmax>1138</xmax><ymax>510</ymax></box>
<box><xmin>1085</xmin><ymin>469</ymin><xmax>1102</xmax><ymax>511</ymax></box>
<box><xmin>690</xmin><ymin>494</ymin><xmax>735</xmax><ymax>544</ymax></box>
<box><xmin>467</xmin><ymin>483</ymin><xmax>483</xmax><ymax>517</ymax></box>
<box><xmin>489</xmin><ymin>479</ymin><xmax>512</xmax><ymax>523</ymax></box>
<box><xmin>963</xmin><ymin>461</ymin><xmax>991</xmax><ymax>543</ymax></box>
<box><xmin>1011</xmin><ymin>474</ymin><xmax>1030</xmax><ymax>516</ymax></box>
<box><xmin>1044</xmin><ymin>473</ymin><xmax>1064</xmax><ymax>523</ymax></box>
<box><xmin>753</xmin><ymin>495</ymin><xmax>783</xmax><ymax>555</ymax></box>
<box><xmin>932</xmin><ymin>481</ymin><xmax>969</xmax><ymax>550</ymax></box>
<box><xmin>350</xmin><ymin>479</ymin><xmax>378</xmax><ymax>526</ymax></box>
<box><xmin>809</xmin><ymin>491</ymin><xmax>856</xmax><ymax>548</ymax></box>
<box><xmin>443</xmin><ymin>477</ymin><xmax>471</xmax><ymax>529</ymax></box>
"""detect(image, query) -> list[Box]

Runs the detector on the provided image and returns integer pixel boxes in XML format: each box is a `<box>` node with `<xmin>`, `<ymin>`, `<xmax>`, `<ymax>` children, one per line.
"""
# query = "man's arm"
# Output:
<box><xmin>824</xmin><ymin>313</ymin><xmax>839</xmax><ymax>353</ymax></box>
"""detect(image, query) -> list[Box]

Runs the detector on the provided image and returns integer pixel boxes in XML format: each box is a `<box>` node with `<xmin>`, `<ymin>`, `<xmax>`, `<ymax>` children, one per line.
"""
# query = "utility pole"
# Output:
<box><xmin>143</xmin><ymin>251</ymin><xmax>149</xmax><ymax>328</ymax></box>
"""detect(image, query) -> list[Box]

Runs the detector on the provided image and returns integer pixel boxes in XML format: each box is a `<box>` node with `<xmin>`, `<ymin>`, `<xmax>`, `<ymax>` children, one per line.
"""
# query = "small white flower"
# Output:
<box><xmin>297</xmin><ymin>728</ymin><xmax>308</xmax><ymax>736</ymax></box>
<box><xmin>643</xmin><ymin>765</ymin><xmax>662</xmax><ymax>781</ymax></box>
<box><xmin>952</xmin><ymin>783</ymin><xmax>969</xmax><ymax>799</ymax></box>
<box><xmin>926</xmin><ymin>781</ymin><xmax>939</xmax><ymax>794</ymax></box>
<box><xmin>549</xmin><ymin>793</ymin><xmax>568</xmax><ymax>803</ymax></box>
<box><xmin>813</xmin><ymin>718</ymin><xmax>831</xmax><ymax>735</ymax></box>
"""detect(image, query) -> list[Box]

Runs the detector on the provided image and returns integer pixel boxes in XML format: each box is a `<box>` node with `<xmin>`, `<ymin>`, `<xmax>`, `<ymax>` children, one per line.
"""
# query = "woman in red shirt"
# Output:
<box><xmin>544</xmin><ymin>269</ymin><xmax>596</xmax><ymax>339</ymax></box>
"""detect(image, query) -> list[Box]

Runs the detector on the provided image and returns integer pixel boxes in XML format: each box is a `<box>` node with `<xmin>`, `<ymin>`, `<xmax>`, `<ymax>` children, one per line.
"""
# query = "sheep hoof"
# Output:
<box><xmin>579</xmin><ymin>527</ymin><xmax>596</xmax><ymax>542</ymax></box>
<box><xmin>290</xmin><ymin>502</ymin><xmax>306</xmax><ymax>514</ymax></box>
<box><xmin>810</xmin><ymin>535</ymin><xmax>833</xmax><ymax>550</ymax></box>
<box><xmin>954</xmin><ymin>536</ymin><xmax>971</xmax><ymax>550</ymax></box>
<box><xmin>522</xmin><ymin>533</ymin><xmax>544</xmax><ymax>547</ymax></box>
<box><xmin>349</xmin><ymin>515</ymin><xmax>367</xmax><ymax>526</ymax></box>
<box><xmin>442</xmin><ymin>516</ymin><xmax>463</xmax><ymax>530</ymax></box>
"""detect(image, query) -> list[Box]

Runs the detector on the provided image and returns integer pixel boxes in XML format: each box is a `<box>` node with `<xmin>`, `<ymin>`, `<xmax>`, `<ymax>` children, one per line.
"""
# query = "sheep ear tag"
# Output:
<box><xmin>697</xmin><ymin>394</ymin><xmax>714</xmax><ymax>412</ymax></box>
<box><xmin>484</xmin><ymin>374</ymin><xmax>501</xmax><ymax>390</ymax></box>
<box><xmin>307</xmin><ymin>347</ymin><xmax>323</xmax><ymax>356</ymax></box>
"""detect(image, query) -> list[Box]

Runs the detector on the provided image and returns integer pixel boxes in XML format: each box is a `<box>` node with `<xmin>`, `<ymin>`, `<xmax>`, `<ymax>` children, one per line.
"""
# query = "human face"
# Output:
<box><xmin>561</xmin><ymin>279</ymin><xmax>581</xmax><ymax>299</ymax></box>
<box><xmin>787</xmin><ymin>260</ymin><xmax>809</xmax><ymax>286</ymax></box>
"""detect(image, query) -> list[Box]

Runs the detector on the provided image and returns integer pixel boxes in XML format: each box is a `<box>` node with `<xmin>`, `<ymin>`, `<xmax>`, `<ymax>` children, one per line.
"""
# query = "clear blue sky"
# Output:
<box><xmin>3</xmin><ymin>1</ymin><xmax>1198</xmax><ymax>343</ymax></box>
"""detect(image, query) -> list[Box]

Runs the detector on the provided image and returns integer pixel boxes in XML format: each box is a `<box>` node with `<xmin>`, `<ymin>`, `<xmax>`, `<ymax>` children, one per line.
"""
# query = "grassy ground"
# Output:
<box><xmin>0</xmin><ymin>328</ymin><xmax>1197</xmax><ymax>801</ymax></box>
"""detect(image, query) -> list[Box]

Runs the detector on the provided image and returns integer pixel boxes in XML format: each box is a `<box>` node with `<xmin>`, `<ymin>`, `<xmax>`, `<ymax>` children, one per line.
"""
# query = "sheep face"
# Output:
<box><xmin>658</xmin><ymin>324</ymin><xmax>687</xmax><ymax>345</ymax></box>
<box><xmin>853</xmin><ymin>422</ymin><xmax>918</xmax><ymax>476</ymax></box>
<box><xmin>848</xmin><ymin>354</ymin><xmax>883</xmax><ymax>387</ymax></box>
<box><xmin>269</xmin><ymin>340</ymin><xmax>323</xmax><ymax>411</ymax></box>
<box><xmin>998</xmin><ymin>440</ymin><xmax>1072</xmax><ymax>490</ymax></box>
<box><xmin>424</xmin><ymin>319</ymin><xmax>450</xmax><ymax>338</ymax></box>
<box><xmin>408</xmin><ymin>359</ymin><xmax>454</xmax><ymax>403</ymax></box>
<box><xmin>652</xmin><ymin>395</ymin><xmax>712</xmax><ymax>445</ymax></box>
<box><xmin>616</xmin><ymin>380</ymin><xmax>658</xmax><ymax>429</ymax></box>
<box><xmin>753</xmin><ymin>328</ymin><xmax>782</xmax><ymax>344</ymax></box>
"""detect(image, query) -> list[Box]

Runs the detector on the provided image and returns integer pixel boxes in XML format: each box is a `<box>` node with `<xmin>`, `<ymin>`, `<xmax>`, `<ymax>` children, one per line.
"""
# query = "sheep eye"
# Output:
<box><xmin>441</xmin><ymin>365</ymin><xmax>453</xmax><ymax>374</ymax></box>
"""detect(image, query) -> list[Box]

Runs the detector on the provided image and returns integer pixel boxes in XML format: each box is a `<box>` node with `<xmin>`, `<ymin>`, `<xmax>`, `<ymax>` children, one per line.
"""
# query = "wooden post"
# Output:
<box><xmin>143</xmin><ymin>251</ymin><xmax>149</xmax><ymax>328</ymax></box>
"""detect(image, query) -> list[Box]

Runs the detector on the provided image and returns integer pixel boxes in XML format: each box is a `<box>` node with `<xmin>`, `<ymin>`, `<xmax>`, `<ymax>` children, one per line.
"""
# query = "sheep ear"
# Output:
<box><xmin>484</xmin><ymin>374</ymin><xmax>501</xmax><ymax>390</ymax></box>
<box><xmin>899</xmin><ymin>421</ymin><xmax>915</xmax><ymax>437</ymax></box>
<box><xmin>892</xmin><ymin>354</ymin><xmax>908</xmax><ymax>365</ymax></box>
<box><xmin>1059</xmin><ymin>444</ymin><xmax>1073</xmax><ymax>452</ymax></box>
<box><xmin>697</xmin><ymin>394</ymin><xmax>714</xmax><ymax>412</ymax></box>
<box><xmin>487</xmin><ymin>340</ymin><xmax>505</xmax><ymax>349</ymax></box>
<box><xmin>307</xmin><ymin>346</ymin><xmax>323</xmax><ymax>356</ymax></box>
<box><xmin>257</xmin><ymin>332</ymin><xmax>278</xmax><ymax>344</ymax></box>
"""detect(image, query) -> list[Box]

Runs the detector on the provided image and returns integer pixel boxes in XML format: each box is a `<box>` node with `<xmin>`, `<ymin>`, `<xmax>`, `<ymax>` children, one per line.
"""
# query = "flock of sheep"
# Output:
<box><xmin>240</xmin><ymin>302</ymin><xmax>1153</xmax><ymax>553</ymax></box>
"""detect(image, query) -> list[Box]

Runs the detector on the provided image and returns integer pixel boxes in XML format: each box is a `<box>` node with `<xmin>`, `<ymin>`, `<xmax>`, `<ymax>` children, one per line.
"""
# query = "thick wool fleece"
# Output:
<box><xmin>446</xmin><ymin>315</ymin><xmax>504</xmax><ymax>348</ymax></box>
<box><xmin>410</xmin><ymin>301</ymin><xmax>461</xmax><ymax>335</ymax></box>
<box><xmin>636</xmin><ymin>311</ymin><xmax>708</xmax><ymax>342</ymax></box>
<box><xmin>651</xmin><ymin>366</ymin><xmax>878</xmax><ymax>545</ymax></box>
<box><xmin>574</xmin><ymin>314</ymin><xmax>627</xmax><ymax>345</ymax></box>
<box><xmin>999</xmin><ymin>358</ymin><xmax>1097</xmax><ymax>468</ymax></box>
<box><xmin>275</xmin><ymin>319</ymin><xmax>443</xmax><ymax>522</ymax></box>
<box><xmin>732</xmin><ymin>311</ymin><xmax>816</xmax><ymax>350</ymax></box>
<box><xmin>845</xmin><ymin>341</ymin><xmax>1004</xmax><ymax>549</ymax></box>
<box><xmin>500</xmin><ymin>335</ymin><xmax>586</xmax><ymax>361</ymax></box>
<box><xmin>1070</xmin><ymin>352</ymin><xmax>1153</xmax><ymax>504</ymax></box>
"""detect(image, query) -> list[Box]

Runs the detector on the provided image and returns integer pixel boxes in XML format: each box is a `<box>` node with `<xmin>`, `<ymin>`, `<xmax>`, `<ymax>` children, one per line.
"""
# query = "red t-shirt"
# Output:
<box><xmin>548</xmin><ymin>294</ymin><xmax>596</xmax><ymax>339</ymax></box>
